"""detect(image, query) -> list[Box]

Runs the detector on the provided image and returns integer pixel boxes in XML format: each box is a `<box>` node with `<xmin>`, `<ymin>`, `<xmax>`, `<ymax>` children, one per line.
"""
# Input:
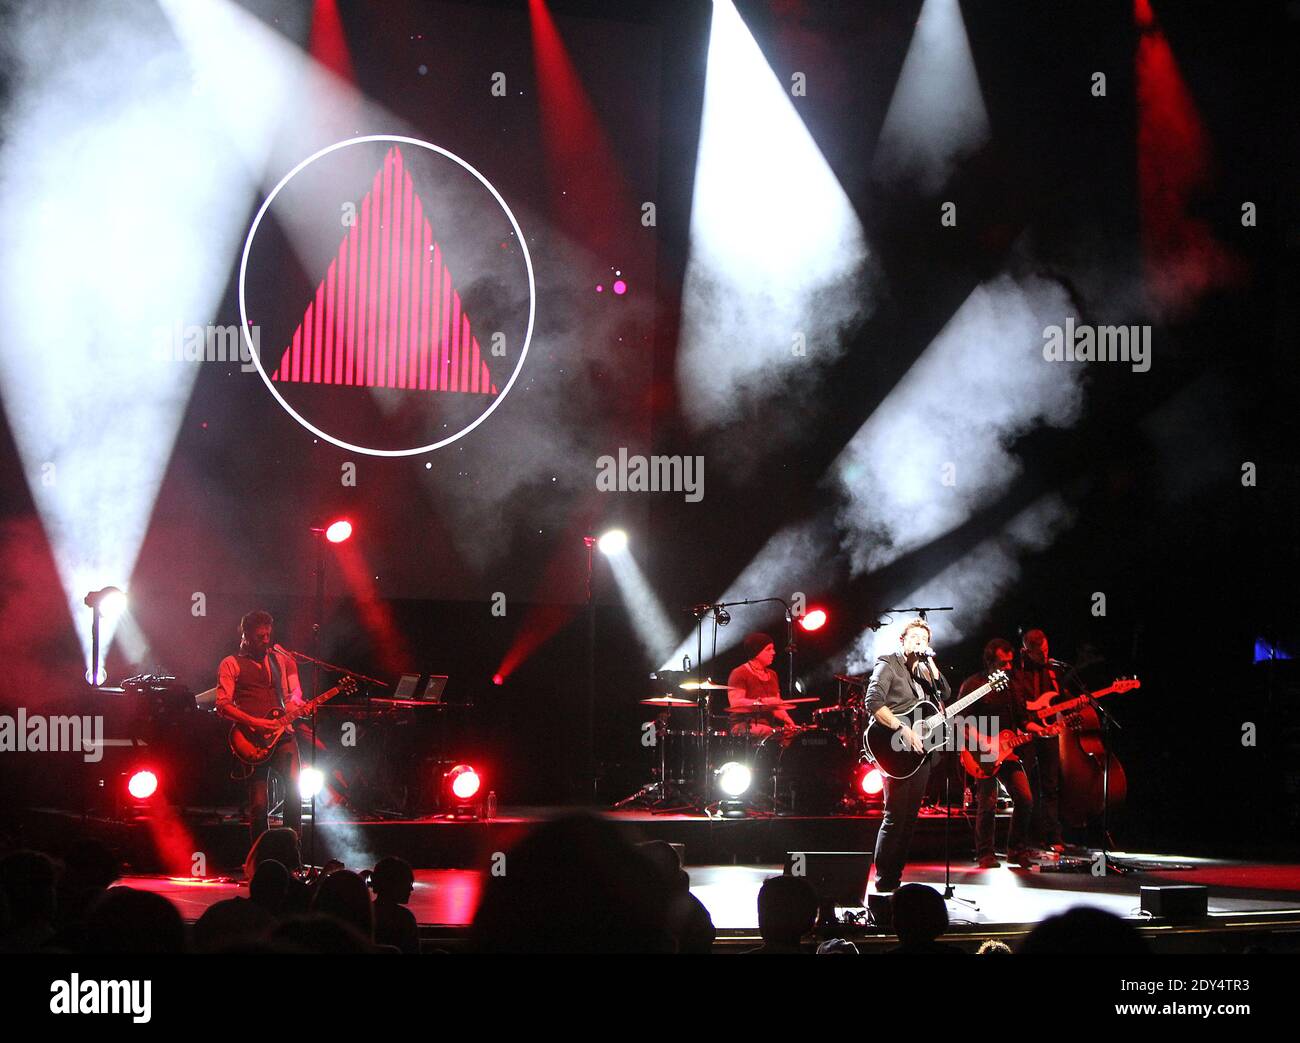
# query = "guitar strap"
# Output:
<box><xmin>266</xmin><ymin>652</ymin><xmax>287</xmax><ymax>711</ymax></box>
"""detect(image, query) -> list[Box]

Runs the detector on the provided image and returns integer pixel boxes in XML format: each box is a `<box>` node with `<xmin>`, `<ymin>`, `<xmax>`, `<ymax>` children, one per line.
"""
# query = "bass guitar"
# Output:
<box><xmin>229</xmin><ymin>676</ymin><xmax>357</xmax><ymax>765</ymax></box>
<box><xmin>864</xmin><ymin>670</ymin><xmax>1009</xmax><ymax>779</ymax></box>
<box><xmin>1026</xmin><ymin>678</ymin><xmax>1141</xmax><ymax>721</ymax></box>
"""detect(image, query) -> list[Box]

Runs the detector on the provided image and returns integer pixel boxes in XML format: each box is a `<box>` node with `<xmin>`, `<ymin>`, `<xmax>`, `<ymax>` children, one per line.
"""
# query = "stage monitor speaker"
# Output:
<box><xmin>783</xmin><ymin>851</ymin><xmax>872</xmax><ymax>908</ymax></box>
<box><xmin>1140</xmin><ymin>884</ymin><xmax>1208</xmax><ymax>923</ymax></box>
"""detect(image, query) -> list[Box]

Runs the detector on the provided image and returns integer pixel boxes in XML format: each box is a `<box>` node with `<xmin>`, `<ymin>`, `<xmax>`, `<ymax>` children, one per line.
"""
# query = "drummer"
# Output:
<box><xmin>726</xmin><ymin>632</ymin><xmax>797</xmax><ymax>738</ymax></box>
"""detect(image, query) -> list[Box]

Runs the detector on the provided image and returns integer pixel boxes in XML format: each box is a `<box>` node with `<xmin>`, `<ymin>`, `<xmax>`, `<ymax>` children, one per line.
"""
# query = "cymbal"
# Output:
<box><xmin>723</xmin><ymin>698</ymin><xmax>819</xmax><ymax>713</ymax></box>
<box><xmin>640</xmin><ymin>696</ymin><xmax>697</xmax><ymax>707</ymax></box>
<box><xmin>835</xmin><ymin>673</ymin><xmax>868</xmax><ymax>684</ymax></box>
<box><xmin>678</xmin><ymin>681</ymin><xmax>740</xmax><ymax>691</ymax></box>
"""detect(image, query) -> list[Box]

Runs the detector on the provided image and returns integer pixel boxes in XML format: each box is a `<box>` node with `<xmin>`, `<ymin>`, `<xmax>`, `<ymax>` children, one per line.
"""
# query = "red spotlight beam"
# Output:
<box><xmin>1134</xmin><ymin>0</ymin><xmax>1241</xmax><ymax>317</ymax></box>
<box><xmin>527</xmin><ymin>0</ymin><xmax>639</xmax><ymax>260</ymax></box>
<box><xmin>309</xmin><ymin>0</ymin><xmax>356</xmax><ymax>84</ymax></box>
<box><xmin>494</xmin><ymin>493</ymin><xmax>603</xmax><ymax>683</ymax></box>
<box><xmin>330</xmin><ymin>539</ymin><xmax>413</xmax><ymax>679</ymax></box>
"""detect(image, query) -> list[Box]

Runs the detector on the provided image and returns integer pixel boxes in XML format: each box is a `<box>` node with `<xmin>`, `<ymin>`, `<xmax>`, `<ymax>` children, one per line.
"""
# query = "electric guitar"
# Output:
<box><xmin>959</xmin><ymin>714</ymin><xmax>1080</xmax><ymax>780</ymax></box>
<box><xmin>1026</xmin><ymin>678</ymin><xmax>1140</xmax><ymax>721</ymax></box>
<box><xmin>229</xmin><ymin>677</ymin><xmax>357</xmax><ymax>765</ymax></box>
<box><xmin>864</xmin><ymin>670</ymin><xmax>1009</xmax><ymax>780</ymax></box>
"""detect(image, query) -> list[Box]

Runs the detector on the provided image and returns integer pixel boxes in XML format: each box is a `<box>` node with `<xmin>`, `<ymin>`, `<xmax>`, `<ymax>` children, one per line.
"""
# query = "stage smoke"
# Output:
<box><xmin>833</xmin><ymin>274</ymin><xmax>1084</xmax><ymax>574</ymax></box>
<box><xmin>847</xmin><ymin>494</ymin><xmax>1075</xmax><ymax>667</ymax></box>
<box><xmin>677</xmin><ymin>0</ymin><xmax>872</xmax><ymax>455</ymax></box>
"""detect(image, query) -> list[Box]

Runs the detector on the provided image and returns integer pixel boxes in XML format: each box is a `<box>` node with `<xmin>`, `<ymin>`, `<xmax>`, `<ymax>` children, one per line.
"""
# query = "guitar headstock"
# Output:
<box><xmin>987</xmin><ymin>670</ymin><xmax>1009</xmax><ymax>691</ymax></box>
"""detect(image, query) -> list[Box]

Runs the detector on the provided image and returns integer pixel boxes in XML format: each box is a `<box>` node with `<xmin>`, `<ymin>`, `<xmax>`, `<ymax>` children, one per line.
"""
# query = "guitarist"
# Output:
<box><xmin>1014</xmin><ymin>629</ymin><xmax>1073</xmax><ymax>854</ymax></box>
<box><xmin>864</xmin><ymin>619</ymin><xmax>951</xmax><ymax>894</ymax></box>
<box><xmin>215</xmin><ymin>610</ymin><xmax>304</xmax><ymax>842</ymax></box>
<box><xmin>960</xmin><ymin>639</ymin><xmax>1040</xmax><ymax>868</ymax></box>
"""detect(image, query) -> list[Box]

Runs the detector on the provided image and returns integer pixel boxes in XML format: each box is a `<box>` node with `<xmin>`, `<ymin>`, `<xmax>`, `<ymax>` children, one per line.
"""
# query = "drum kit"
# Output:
<box><xmin>617</xmin><ymin>673</ymin><xmax>875</xmax><ymax>815</ymax></box>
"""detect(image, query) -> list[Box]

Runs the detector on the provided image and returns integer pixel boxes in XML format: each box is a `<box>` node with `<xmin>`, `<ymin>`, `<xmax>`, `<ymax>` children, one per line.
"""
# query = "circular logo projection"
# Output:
<box><xmin>239</xmin><ymin>135</ymin><xmax>535</xmax><ymax>456</ymax></box>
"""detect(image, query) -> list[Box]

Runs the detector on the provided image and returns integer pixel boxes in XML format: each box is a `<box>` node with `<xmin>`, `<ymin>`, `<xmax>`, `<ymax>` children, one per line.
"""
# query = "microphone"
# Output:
<box><xmin>919</xmin><ymin>647</ymin><xmax>937</xmax><ymax>658</ymax></box>
<box><xmin>1048</xmin><ymin>657</ymin><xmax>1071</xmax><ymax>669</ymax></box>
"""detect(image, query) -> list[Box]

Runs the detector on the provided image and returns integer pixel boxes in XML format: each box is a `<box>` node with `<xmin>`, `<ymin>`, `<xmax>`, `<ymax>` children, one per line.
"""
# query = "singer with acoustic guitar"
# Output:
<box><xmin>863</xmin><ymin>618</ymin><xmax>952</xmax><ymax>894</ymax></box>
<box><xmin>215</xmin><ymin>610</ymin><xmax>305</xmax><ymax>842</ymax></box>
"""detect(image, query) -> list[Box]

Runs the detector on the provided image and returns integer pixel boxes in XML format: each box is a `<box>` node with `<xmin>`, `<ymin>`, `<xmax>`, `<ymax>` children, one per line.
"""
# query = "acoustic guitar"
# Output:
<box><xmin>864</xmin><ymin>670</ymin><xmax>1009</xmax><ymax>779</ymax></box>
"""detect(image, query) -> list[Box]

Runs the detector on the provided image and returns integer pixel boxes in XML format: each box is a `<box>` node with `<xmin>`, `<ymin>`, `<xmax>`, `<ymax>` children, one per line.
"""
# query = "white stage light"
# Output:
<box><xmin>873</xmin><ymin>0</ymin><xmax>990</xmax><ymax>193</ymax></box>
<box><xmin>299</xmin><ymin>767</ymin><xmax>325</xmax><ymax>800</ymax></box>
<box><xmin>0</xmin><ymin>3</ymin><xmax>272</xmax><ymax>671</ymax></box>
<box><xmin>604</xmin><ymin>546</ymin><xmax>678</xmax><ymax>666</ymax></box>
<box><xmin>716</xmin><ymin>761</ymin><xmax>753</xmax><ymax>798</ymax></box>
<box><xmin>597</xmin><ymin>529</ymin><xmax>628</xmax><ymax>556</ymax></box>
<box><xmin>677</xmin><ymin>0</ymin><xmax>870</xmax><ymax>427</ymax></box>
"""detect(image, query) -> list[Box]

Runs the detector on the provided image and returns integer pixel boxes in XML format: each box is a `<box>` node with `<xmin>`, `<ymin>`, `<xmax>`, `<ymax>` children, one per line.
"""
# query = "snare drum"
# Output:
<box><xmin>752</xmin><ymin>726</ymin><xmax>853</xmax><ymax>814</ymax></box>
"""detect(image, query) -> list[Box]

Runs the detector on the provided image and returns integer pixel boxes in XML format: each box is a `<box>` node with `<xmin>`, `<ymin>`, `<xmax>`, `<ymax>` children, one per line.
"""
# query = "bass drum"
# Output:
<box><xmin>812</xmin><ymin>705</ymin><xmax>860</xmax><ymax>744</ymax></box>
<box><xmin>753</xmin><ymin>727</ymin><xmax>853</xmax><ymax>815</ymax></box>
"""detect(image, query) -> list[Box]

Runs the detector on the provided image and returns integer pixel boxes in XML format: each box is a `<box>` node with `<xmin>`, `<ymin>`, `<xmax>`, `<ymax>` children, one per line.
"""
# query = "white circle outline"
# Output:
<box><xmin>238</xmin><ymin>134</ymin><xmax>535</xmax><ymax>457</ymax></box>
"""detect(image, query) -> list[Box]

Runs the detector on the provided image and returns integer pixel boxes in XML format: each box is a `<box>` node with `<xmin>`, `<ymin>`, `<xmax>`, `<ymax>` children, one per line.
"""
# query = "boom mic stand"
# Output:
<box><xmin>933</xmin><ymin>659</ymin><xmax>977</xmax><ymax>912</ymax></box>
<box><xmin>1057</xmin><ymin>659</ymin><xmax>1130</xmax><ymax>875</ymax></box>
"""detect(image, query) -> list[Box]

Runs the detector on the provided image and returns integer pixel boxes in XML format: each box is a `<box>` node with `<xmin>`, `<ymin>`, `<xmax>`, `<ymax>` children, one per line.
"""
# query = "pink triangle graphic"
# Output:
<box><xmin>271</xmin><ymin>146</ymin><xmax>498</xmax><ymax>395</ymax></box>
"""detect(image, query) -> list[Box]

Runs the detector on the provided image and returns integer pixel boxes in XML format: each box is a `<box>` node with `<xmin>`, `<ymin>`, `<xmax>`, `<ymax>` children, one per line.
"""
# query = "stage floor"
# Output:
<box><xmin>119</xmin><ymin>851</ymin><xmax>1300</xmax><ymax>952</ymax></box>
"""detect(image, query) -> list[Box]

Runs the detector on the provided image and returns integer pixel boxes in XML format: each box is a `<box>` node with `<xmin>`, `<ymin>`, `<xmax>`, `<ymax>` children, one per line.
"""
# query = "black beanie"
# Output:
<box><xmin>743</xmin><ymin>632</ymin><xmax>775</xmax><ymax>658</ymax></box>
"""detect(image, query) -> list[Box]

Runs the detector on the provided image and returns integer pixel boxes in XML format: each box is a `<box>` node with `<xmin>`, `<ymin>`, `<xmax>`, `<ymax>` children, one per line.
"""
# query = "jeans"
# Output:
<box><xmin>249</xmin><ymin>737</ymin><xmax>300</xmax><ymax>842</ymax></box>
<box><xmin>974</xmin><ymin>760</ymin><xmax>1034</xmax><ymax>858</ymax></box>
<box><xmin>872</xmin><ymin>754</ymin><xmax>933</xmax><ymax>891</ymax></box>
<box><xmin>1022</xmin><ymin>737</ymin><xmax>1062</xmax><ymax>847</ymax></box>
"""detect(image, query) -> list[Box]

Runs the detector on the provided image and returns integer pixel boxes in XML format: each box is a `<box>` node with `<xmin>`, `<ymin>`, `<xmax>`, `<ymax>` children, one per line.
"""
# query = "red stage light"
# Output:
<box><xmin>861</xmin><ymin>767</ymin><xmax>884</xmax><ymax>796</ymax></box>
<box><xmin>492</xmin><ymin>673</ymin><xmax>504</xmax><ymax>686</ymax></box>
<box><xmin>128</xmin><ymin>770</ymin><xmax>159</xmax><ymax>800</ymax></box>
<box><xmin>447</xmin><ymin>764</ymin><xmax>481</xmax><ymax>802</ymax></box>
<box><xmin>799</xmin><ymin>608</ymin><xmax>828</xmax><ymax>632</ymax></box>
<box><xmin>325</xmin><ymin>519</ymin><xmax>353</xmax><ymax>543</ymax></box>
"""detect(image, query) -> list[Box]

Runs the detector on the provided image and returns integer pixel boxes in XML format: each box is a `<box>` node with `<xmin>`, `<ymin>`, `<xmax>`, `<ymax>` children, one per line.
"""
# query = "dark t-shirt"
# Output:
<box><xmin>958</xmin><ymin>671</ymin><xmax>1027</xmax><ymax>734</ymax></box>
<box><xmin>727</xmin><ymin>663</ymin><xmax>781</xmax><ymax>706</ymax></box>
<box><xmin>1012</xmin><ymin>663</ymin><xmax>1075</xmax><ymax>723</ymax></box>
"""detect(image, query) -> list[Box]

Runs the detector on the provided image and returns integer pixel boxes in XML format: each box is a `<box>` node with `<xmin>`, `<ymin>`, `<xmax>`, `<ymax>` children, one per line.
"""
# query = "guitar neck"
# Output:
<box><xmin>936</xmin><ymin>681</ymin><xmax>994</xmax><ymax>721</ymax></box>
<box><xmin>287</xmin><ymin>685</ymin><xmax>343</xmax><ymax>720</ymax></box>
<box><xmin>1009</xmin><ymin>718</ymin><xmax>1067</xmax><ymax>750</ymax></box>
<box><xmin>1039</xmin><ymin>686</ymin><xmax>1118</xmax><ymax>718</ymax></box>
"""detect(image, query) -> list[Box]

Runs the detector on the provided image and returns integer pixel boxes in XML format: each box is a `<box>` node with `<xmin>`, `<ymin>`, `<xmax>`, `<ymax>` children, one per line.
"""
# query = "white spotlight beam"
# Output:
<box><xmin>686</xmin><ymin>273</ymin><xmax>1086</xmax><ymax>674</ymax></box>
<box><xmin>0</xmin><ymin>3</ymin><xmax>277</xmax><ymax>667</ymax></box>
<box><xmin>605</xmin><ymin>549</ymin><xmax>679</xmax><ymax>668</ymax></box>
<box><xmin>833</xmin><ymin>274</ymin><xmax>1083</xmax><ymax>575</ymax></box>
<box><xmin>873</xmin><ymin>0</ymin><xmax>991</xmax><ymax>193</ymax></box>
<box><xmin>659</xmin><ymin>519</ymin><xmax>835</xmax><ymax>671</ymax></box>
<box><xmin>843</xmin><ymin>494</ymin><xmax>1076</xmax><ymax>670</ymax></box>
<box><xmin>159</xmin><ymin>0</ymin><xmax>408</xmax><ymax>286</ymax></box>
<box><xmin>677</xmin><ymin>0</ymin><xmax>870</xmax><ymax>427</ymax></box>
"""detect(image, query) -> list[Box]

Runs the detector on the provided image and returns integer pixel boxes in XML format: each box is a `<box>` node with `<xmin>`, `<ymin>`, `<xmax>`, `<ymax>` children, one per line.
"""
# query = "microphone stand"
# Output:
<box><xmin>276</xmin><ymin>646</ymin><xmax>385</xmax><ymax>688</ymax></box>
<box><xmin>931</xmin><ymin>657</ymin><xmax>977</xmax><ymax>912</ymax></box>
<box><xmin>276</xmin><ymin>638</ymin><xmax>382</xmax><ymax>863</ymax></box>
<box><xmin>713</xmin><ymin>596</ymin><xmax>797</xmax><ymax>698</ymax></box>
<box><xmin>1058</xmin><ymin>659</ymin><xmax>1129</xmax><ymax>875</ymax></box>
<box><xmin>682</xmin><ymin>596</ymin><xmax>795</xmax><ymax>816</ymax></box>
